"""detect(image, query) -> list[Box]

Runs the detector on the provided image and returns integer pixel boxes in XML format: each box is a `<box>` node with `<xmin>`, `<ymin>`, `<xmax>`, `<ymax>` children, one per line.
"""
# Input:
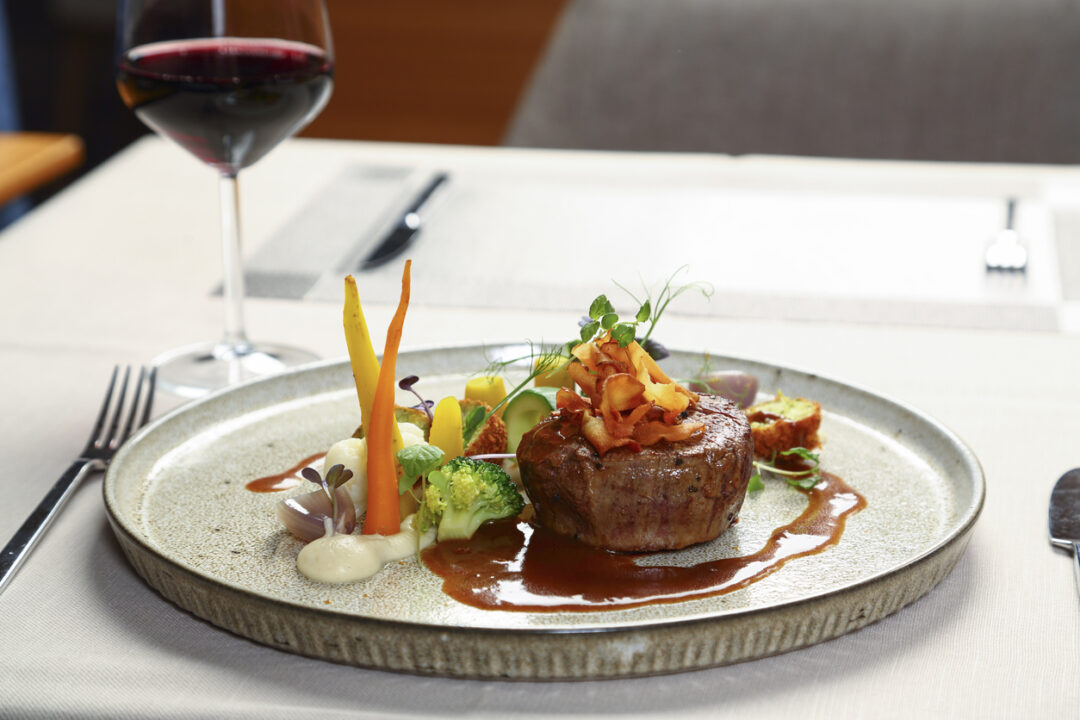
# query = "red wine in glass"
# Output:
<box><xmin>116</xmin><ymin>38</ymin><xmax>333</xmax><ymax>174</ymax></box>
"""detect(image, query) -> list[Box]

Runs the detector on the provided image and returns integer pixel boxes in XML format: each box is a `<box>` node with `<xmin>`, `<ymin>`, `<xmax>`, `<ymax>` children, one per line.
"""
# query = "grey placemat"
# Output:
<box><xmin>242</xmin><ymin>164</ymin><xmax>419</xmax><ymax>299</ymax></box>
<box><xmin>238</xmin><ymin>165</ymin><xmax>1061</xmax><ymax>332</ymax></box>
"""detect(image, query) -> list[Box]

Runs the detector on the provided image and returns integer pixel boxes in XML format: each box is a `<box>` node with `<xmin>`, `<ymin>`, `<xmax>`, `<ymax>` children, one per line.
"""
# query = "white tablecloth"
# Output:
<box><xmin>0</xmin><ymin>138</ymin><xmax>1077</xmax><ymax>718</ymax></box>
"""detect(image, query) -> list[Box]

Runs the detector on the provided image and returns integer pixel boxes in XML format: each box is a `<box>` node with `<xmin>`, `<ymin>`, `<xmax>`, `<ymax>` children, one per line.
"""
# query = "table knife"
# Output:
<box><xmin>360</xmin><ymin>172</ymin><xmax>448</xmax><ymax>270</ymax></box>
<box><xmin>1049</xmin><ymin>468</ymin><xmax>1080</xmax><ymax>596</ymax></box>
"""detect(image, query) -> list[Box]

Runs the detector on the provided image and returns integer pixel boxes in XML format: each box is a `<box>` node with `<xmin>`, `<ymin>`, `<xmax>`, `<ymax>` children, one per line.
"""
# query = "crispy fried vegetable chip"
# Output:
<box><xmin>557</xmin><ymin>333</ymin><xmax>703</xmax><ymax>455</ymax></box>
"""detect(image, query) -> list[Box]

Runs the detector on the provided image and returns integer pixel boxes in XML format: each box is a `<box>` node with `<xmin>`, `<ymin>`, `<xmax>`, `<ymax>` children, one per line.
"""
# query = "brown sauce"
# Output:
<box><xmin>422</xmin><ymin>472</ymin><xmax>865</xmax><ymax>612</ymax></box>
<box><xmin>245</xmin><ymin>452</ymin><xmax>326</xmax><ymax>493</ymax></box>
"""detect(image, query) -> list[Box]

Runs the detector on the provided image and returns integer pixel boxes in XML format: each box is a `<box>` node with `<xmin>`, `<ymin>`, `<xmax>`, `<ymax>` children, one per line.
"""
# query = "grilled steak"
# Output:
<box><xmin>516</xmin><ymin>394</ymin><xmax>754</xmax><ymax>552</ymax></box>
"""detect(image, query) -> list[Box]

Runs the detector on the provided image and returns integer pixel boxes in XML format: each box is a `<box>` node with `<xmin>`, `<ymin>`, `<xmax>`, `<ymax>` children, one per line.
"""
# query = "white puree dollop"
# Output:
<box><xmin>297</xmin><ymin>515</ymin><xmax>436</xmax><ymax>584</ymax></box>
<box><xmin>299</xmin><ymin>422</ymin><xmax>432</xmax><ymax>584</ymax></box>
<box><xmin>324</xmin><ymin>422</ymin><xmax>427</xmax><ymax>510</ymax></box>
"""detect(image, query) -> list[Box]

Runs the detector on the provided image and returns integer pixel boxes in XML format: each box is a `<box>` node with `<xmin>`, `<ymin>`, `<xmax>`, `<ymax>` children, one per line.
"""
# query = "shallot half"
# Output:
<box><xmin>277</xmin><ymin>487</ymin><xmax>355</xmax><ymax>542</ymax></box>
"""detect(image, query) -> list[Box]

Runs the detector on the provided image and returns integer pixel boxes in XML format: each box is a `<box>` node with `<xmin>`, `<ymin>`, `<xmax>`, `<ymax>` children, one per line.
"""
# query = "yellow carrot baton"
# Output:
<box><xmin>343</xmin><ymin>275</ymin><xmax>402</xmax><ymax>450</ymax></box>
<box><xmin>429</xmin><ymin>396</ymin><xmax>464</xmax><ymax>459</ymax></box>
<box><xmin>464</xmin><ymin>376</ymin><xmax>507</xmax><ymax>418</ymax></box>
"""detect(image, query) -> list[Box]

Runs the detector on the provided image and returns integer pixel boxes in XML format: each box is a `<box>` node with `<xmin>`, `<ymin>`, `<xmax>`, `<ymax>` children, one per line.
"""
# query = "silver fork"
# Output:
<box><xmin>985</xmin><ymin>197</ymin><xmax>1028</xmax><ymax>272</ymax></box>
<box><xmin>0</xmin><ymin>365</ymin><xmax>156</xmax><ymax>596</ymax></box>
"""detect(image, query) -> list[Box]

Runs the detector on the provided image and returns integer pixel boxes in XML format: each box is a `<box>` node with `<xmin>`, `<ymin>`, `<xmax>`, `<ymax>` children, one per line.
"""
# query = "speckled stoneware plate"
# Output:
<box><xmin>104</xmin><ymin>346</ymin><xmax>983</xmax><ymax>680</ymax></box>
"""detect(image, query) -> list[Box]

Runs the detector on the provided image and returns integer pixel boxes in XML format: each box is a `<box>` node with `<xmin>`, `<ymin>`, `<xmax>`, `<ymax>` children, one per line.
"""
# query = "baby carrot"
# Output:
<box><xmin>429</xmin><ymin>396</ymin><xmax>464</xmax><ymax>459</ymax></box>
<box><xmin>363</xmin><ymin>260</ymin><xmax>412</xmax><ymax>535</ymax></box>
<box><xmin>343</xmin><ymin>276</ymin><xmax>403</xmax><ymax>450</ymax></box>
<box><xmin>464</xmin><ymin>376</ymin><xmax>507</xmax><ymax>418</ymax></box>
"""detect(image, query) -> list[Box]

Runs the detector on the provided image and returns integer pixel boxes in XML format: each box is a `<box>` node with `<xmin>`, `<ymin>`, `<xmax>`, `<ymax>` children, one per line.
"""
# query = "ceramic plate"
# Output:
<box><xmin>104</xmin><ymin>346</ymin><xmax>983</xmax><ymax>679</ymax></box>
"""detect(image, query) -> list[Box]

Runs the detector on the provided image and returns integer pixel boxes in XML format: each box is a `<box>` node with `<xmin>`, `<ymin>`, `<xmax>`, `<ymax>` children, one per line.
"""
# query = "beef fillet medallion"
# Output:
<box><xmin>516</xmin><ymin>395</ymin><xmax>754</xmax><ymax>552</ymax></box>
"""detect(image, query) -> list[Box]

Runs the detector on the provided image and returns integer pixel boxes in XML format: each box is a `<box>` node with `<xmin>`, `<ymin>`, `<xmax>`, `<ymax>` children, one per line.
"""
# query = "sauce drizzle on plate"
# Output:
<box><xmin>245</xmin><ymin>452</ymin><xmax>326</xmax><ymax>493</ymax></box>
<box><xmin>422</xmin><ymin>472</ymin><xmax>865</xmax><ymax>612</ymax></box>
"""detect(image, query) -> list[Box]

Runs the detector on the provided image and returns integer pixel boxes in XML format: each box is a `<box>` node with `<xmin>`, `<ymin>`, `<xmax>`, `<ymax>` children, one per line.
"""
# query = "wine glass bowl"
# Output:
<box><xmin>115</xmin><ymin>0</ymin><xmax>334</xmax><ymax>397</ymax></box>
<box><xmin>116</xmin><ymin>36</ymin><xmax>333</xmax><ymax>175</ymax></box>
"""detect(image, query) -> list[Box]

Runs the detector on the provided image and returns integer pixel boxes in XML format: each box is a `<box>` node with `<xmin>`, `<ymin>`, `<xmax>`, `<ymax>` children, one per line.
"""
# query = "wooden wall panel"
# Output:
<box><xmin>301</xmin><ymin>0</ymin><xmax>568</xmax><ymax>146</ymax></box>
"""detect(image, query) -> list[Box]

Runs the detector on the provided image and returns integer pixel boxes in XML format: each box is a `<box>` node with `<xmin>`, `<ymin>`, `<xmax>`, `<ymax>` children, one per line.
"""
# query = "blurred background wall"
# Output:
<box><xmin>7</xmin><ymin>0</ymin><xmax>1080</xmax><ymax>214</ymax></box>
<box><xmin>6</xmin><ymin>0</ymin><xmax>567</xmax><ymax>205</ymax></box>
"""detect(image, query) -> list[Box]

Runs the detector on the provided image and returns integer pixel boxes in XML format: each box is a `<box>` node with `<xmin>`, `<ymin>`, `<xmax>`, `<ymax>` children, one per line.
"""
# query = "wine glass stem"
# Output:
<box><xmin>219</xmin><ymin>172</ymin><xmax>251</xmax><ymax>354</ymax></box>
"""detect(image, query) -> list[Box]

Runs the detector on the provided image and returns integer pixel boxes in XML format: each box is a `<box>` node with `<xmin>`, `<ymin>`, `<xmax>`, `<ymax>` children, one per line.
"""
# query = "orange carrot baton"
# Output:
<box><xmin>363</xmin><ymin>260</ymin><xmax>412</xmax><ymax>535</ymax></box>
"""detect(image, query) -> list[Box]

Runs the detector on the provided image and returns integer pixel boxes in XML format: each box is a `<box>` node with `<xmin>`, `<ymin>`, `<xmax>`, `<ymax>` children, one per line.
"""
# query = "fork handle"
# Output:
<box><xmin>0</xmin><ymin>459</ymin><xmax>102</xmax><ymax>596</ymax></box>
<box><xmin>1073</xmin><ymin>542</ymin><xmax>1080</xmax><ymax>599</ymax></box>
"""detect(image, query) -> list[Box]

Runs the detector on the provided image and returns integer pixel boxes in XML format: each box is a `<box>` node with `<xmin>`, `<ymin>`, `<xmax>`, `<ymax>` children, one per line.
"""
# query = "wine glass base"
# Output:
<box><xmin>152</xmin><ymin>341</ymin><xmax>320</xmax><ymax>399</ymax></box>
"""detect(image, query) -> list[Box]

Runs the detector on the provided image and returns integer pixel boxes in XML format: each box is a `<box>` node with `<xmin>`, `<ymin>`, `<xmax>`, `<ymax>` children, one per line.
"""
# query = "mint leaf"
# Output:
<box><xmin>580</xmin><ymin>320</ymin><xmax>600</xmax><ymax>343</ymax></box>
<box><xmin>600</xmin><ymin>312</ymin><xmax>618</xmax><ymax>330</ymax></box>
<box><xmin>397</xmin><ymin>443</ymin><xmax>445</xmax><ymax>490</ymax></box>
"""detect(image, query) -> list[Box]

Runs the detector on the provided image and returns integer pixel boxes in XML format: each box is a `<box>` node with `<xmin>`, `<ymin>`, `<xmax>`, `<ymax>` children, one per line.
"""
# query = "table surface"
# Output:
<box><xmin>0</xmin><ymin>136</ymin><xmax>1077</xmax><ymax>719</ymax></box>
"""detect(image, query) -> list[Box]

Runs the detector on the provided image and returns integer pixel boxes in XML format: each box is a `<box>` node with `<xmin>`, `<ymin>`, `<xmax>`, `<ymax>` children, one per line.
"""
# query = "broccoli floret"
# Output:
<box><xmin>414</xmin><ymin>456</ymin><xmax>524</xmax><ymax>542</ymax></box>
<box><xmin>414</xmin><ymin>482</ymin><xmax>443</xmax><ymax>537</ymax></box>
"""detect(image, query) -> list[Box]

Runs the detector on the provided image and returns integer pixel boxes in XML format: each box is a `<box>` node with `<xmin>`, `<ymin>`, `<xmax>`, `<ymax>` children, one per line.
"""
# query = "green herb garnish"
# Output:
<box><xmin>472</xmin><ymin>270</ymin><xmax>711</xmax><ymax>436</ymax></box>
<box><xmin>394</xmin><ymin>443</ymin><xmax>449</xmax><ymax>559</ymax></box>
<box><xmin>579</xmin><ymin>293</ymin><xmax>647</xmax><ymax>348</ymax></box>
<box><xmin>398</xmin><ymin>375</ymin><xmax>433</xmax><ymax>423</ymax></box>
<box><xmin>396</xmin><ymin>444</ymin><xmax>445</xmax><ymax>495</ymax></box>
<box><xmin>473</xmin><ymin>342</ymin><xmax>570</xmax><ymax>435</ymax></box>
<box><xmin>748</xmin><ymin>447</ymin><xmax>822</xmax><ymax>491</ymax></box>
<box><xmin>461</xmin><ymin>405</ymin><xmax>486</xmax><ymax>447</ymax></box>
<box><xmin>614</xmin><ymin>266</ymin><xmax>714</xmax><ymax>345</ymax></box>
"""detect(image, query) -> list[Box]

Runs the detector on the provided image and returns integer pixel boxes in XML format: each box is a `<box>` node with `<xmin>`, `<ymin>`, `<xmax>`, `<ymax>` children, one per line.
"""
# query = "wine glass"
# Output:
<box><xmin>115</xmin><ymin>0</ymin><xmax>334</xmax><ymax>397</ymax></box>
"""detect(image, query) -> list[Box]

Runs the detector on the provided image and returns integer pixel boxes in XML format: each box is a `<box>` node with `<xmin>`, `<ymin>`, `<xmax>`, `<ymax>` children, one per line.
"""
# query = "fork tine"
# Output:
<box><xmin>84</xmin><ymin>366</ymin><xmax>120</xmax><ymax>454</ymax></box>
<box><xmin>140</xmin><ymin>366</ymin><xmax>157</xmax><ymax>428</ymax></box>
<box><xmin>118</xmin><ymin>366</ymin><xmax>156</xmax><ymax>444</ymax></box>
<box><xmin>118</xmin><ymin>367</ymin><xmax>146</xmax><ymax>444</ymax></box>
<box><xmin>103</xmin><ymin>366</ymin><xmax>132</xmax><ymax>449</ymax></box>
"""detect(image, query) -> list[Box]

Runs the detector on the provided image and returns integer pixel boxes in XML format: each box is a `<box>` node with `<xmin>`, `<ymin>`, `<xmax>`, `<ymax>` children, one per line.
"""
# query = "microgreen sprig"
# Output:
<box><xmin>398</xmin><ymin>375</ymin><xmax>434</xmax><ymax>423</ymax></box>
<box><xmin>471</xmin><ymin>270</ymin><xmax>710</xmax><ymax>431</ymax></box>
<box><xmin>579</xmin><ymin>294</ymin><xmax>649</xmax><ymax>348</ymax></box>
<box><xmin>614</xmin><ymin>266</ymin><xmax>714</xmax><ymax>345</ymax></box>
<box><xmin>301</xmin><ymin>464</ymin><xmax>353</xmax><ymax>534</ymax></box>
<box><xmin>747</xmin><ymin>447</ymin><xmax>822</xmax><ymax>492</ymax></box>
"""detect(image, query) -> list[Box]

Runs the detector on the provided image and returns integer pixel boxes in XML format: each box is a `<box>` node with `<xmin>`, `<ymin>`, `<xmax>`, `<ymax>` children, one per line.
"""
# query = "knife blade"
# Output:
<box><xmin>359</xmin><ymin>172</ymin><xmax>448</xmax><ymax>270</ymax></box>
<box><xmin>1049</xmin><ymin>468</ymin><xmax>1080</xmax><ymax>596</ymax></box>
